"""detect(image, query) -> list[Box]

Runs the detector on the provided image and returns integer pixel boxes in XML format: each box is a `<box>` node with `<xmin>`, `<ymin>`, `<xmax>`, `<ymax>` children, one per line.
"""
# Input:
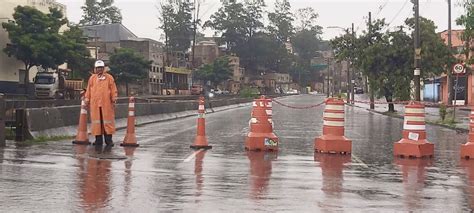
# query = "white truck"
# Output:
<box><xmin>34</xmin><ymin>72</ymin><xmax>84</xmax><ymax>99</ymax></box>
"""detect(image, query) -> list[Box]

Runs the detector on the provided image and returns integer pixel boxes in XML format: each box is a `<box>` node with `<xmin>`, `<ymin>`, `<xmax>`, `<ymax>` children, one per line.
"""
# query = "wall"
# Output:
<box><xmin>25</xmin><ymin>97</ymin><xmax>253</xmax><ymax>138</ymax></box>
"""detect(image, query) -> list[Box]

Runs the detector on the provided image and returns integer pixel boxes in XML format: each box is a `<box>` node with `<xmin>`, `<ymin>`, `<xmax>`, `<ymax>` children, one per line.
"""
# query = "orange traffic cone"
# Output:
<box><xmin>191</xmin><ymin>96</ymin><xmax>212</xmax><ymax>150</ymax></box>
<box><xmin>121</xmin><ymin>97</ymin><xmax>139</xmax><ymax>147</ymax></box>
<box><xmin>245</xmin><ymin>96</ymin><xmax>278</xmax><ymax>151</ymax></box>
<box><xmin>461</xmin><ymin>106</ymin><xmax>474</xmax><ymax>159</ymax></box>
<box><xmin>393</xmin><ymin>101</ymin><xmax>434</xmax><ymax>158</ymax></box>
<box><xmin>72</xmin><ymin>96</ymin><xmax>90</xmax><ymax>145</ymax></box>
<box><xmin>314</xmin><ymin>98</ymin><xmax>351</xmax><ymax>154</ymax></box>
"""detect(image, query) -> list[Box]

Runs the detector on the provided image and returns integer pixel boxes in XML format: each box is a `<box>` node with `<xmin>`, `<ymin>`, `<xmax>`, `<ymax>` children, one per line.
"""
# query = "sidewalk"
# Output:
<box><xmin>351</xmin><ymin>94</ymin><xmax>470</xmax><ymax>131</ymax></box>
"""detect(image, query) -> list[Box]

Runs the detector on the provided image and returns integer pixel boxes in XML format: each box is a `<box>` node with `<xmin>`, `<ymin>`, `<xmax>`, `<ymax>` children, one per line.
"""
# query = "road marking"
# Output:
<box><xmin>352</xmin><ymin>154</ymin><xmax>369</xmax><ymax>169</ymax></box>
<box><xmin>183</xmin><ymin>149</ymin><xmax>204</xmax><ymax>162</ymax></box>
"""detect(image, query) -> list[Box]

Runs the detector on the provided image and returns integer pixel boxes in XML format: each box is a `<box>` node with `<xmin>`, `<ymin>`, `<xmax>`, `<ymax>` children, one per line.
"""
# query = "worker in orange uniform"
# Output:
<box><xmin>85</xmin><ymin>60</ymin><xmax>118</xmax><ymax>146</ymax></box>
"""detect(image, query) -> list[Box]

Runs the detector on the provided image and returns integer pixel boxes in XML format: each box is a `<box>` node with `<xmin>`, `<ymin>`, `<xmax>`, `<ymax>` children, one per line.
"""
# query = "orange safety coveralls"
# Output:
<box><xmin>85</xmin><ymin>72</ymin><xmax>118</xmax><ymax>136</ymax></box>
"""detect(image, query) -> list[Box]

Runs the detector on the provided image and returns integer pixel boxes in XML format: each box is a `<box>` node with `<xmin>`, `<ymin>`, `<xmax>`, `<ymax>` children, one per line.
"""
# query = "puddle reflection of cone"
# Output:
<box><xmin>73</xmin><ymin>98</ymin><xmax>91</xmax><ymax>145</ymax></box>
<box><xmin>314</xmin><ymin>98</ymin><xmax>351</xmax><ymax>154</ymax></box>
<box><xmin>247</xmin><ymin>151</ymin><xmax>277</xmax><ymax>199</ymax></box>
<box><xmin>121</xmin><ymin>97</ymin><xmax>139</xmax><ymax>147</ymax></box>
<box><xmin>461</xmin><ymin>160</ymin><xmax>474</xmax><ymax>209</ymax></box>
<box><xmin>393</xmin><ymin>102</ymin><xmax>433</xmax><ymax>158</ymax></box>
<box><xmin>315</xmin><ymin>154</ymin><xmax>351</xmax><ymax>198</ymax></box>
<box><xmin>461</xmin><ymin>107</ymin><xmax>474</xmax><ymax>159</ymax></box>
<box><xmin>395</xmin><ymin>158</ymin><xmax>432</xmax><ymax>211</ymax></box>
<box><xmin>191</xmin><ymin>97</ymin><xmax>212</xmax><ymax>150</ymax></box>
<box><xmin>246</xmin><ymin>96</ymin><xmax>278</xmax><ymax>151</ymax></box>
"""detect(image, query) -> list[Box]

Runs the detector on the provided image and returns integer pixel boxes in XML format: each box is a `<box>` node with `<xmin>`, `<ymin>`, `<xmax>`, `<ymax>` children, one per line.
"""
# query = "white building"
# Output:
<box><xmin>0</xmin><ymin>0</ymin><xmax>67</xmax><ymax>94</ymax></box>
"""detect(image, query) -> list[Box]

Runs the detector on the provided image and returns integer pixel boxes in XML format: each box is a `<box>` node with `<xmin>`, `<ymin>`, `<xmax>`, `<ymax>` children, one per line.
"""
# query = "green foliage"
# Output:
<box><xmin>295</xmin><ymin>7</ymin><xmax>322</xmax><ymax>32</ymax></box>
<box><xmin>204</xmin><ymin>0</ymin><xmax>266</xmax><ymax>73</ymax></box>
<box><xmin>109</xmin><ymin>48</ymin><xmax>151</xmax><ymax>83</ymax></box>
<box><xmin>62</xmin><ymin>26</ymin><xmax>93</xmax><ymax>79</ymax></box>
<box><xmin>439</xmin><ymin>104</ymin><xmax>447</xmax><ymax>121</ymax></box>
<box><xmin>239</xmin><ymin>86</ymin><xmax>260</xmax><ymax>98</ymax></box>
<box><xmin>267</xmin><ymin>0</ymin><xmax>294</xmax><ymax>43</ymax></box>
<box><xmin>194</xmin><ymin>56</ymin><xmax>232</xmax><ymax>86</ymax></box>
<box><xmin>79</xmin><ymin>0</ymin><xmax>122</xmax><ymax>25</ymax></box>
<box><xmin>2</xmin><ymin>6</ymin><xmax>69</xmax><ymax>92</ymax></box>
<box><xmin>159</xmin><ymin>0</ymin><xmax>194</xmax><ymax>53</ymax></box>
<box><xmin>457</xmin><ymin>1</ymin><xmax>474</xmax><ymax>65</ymax></box>
<box><xmin>331</xmin><ymin>16</ymin><xmax>452</xmax><ymax>111</ymax></box>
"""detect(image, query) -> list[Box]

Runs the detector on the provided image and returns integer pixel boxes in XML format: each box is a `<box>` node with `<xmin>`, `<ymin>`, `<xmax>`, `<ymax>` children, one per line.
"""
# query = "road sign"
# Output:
<box><xmin>453</xmin><ymin>63</ymin><xmax>465</xmax><ymax>74</ymax></box>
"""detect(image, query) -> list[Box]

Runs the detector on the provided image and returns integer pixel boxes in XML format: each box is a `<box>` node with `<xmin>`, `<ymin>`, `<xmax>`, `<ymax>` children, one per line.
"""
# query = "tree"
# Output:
<box><xmin>109</xmin><ymin>48</ymin><xmax>151</xmax><ymax>96</ymax></box>
<box><xmin>62</xmin><ymin>26</ymin><xmax>93</xmax><ymax>79</ymax></box>
<box><xmin>295</xmin><ymin>7</ymin><xmax>321</xmax><ymax>32</ymax></box>
<box><xmin>331</xmin><ymin>17</ymin><xmax>453</xmax><ymax>112</ymax></box>
<box><xmin>194</xmin><ymin>56</ymin><xmax>232</xmax><ymax>87</ymax></box>
<box><xmin>267</xmin><ymin>0</ymin><xmax>294</xmax><ymax>43</ymax></box>
<box><xmin>79</xmin><ymin>0</ymin><xmax>122</xmax><ymax>25</ymax></box>
<box><xmin>204</xmin><ymin>0</ymin><xmax>249</xmax><ymax>52</ymax></box>
<box><xmin>158</xmin><ymin>0</ymin><xmax>194</xmax><ymax>65</ymax></box>
<box><xmin>457</xmin><ymin>1</ymin><xmax>474</xmax><ymax>65</ymax></box>
<box><xmin>204</xmin><ymin>0</ymin><xmax>266</xmax><ymax>72</ymax></box>
<box><xmin>2</xmin><ymin>6</ymin><xmax>67</xmax><ymax>94</ymax></box>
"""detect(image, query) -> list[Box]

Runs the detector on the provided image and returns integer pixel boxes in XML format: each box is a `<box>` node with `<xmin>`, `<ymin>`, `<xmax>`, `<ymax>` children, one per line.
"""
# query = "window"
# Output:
<box><xmin>160</xmin><ymin>79</ymin><xmax>163</xmax><ymax>83</ymax></box>
<box><xmin>149</xmin><ymin>78</ymin><xmax>153</xmax><ymax>83</ymax></box>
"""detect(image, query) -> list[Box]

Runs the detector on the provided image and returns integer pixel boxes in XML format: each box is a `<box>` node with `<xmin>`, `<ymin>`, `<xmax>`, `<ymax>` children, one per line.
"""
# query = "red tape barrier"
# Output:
<box><xmin>273</xmin><ymin>99</ymin><xmax>326</xmax><ymax>109</ymax></box>
<box><xmin>350</xmin><ymin>99</ymin><xmax>459</xmax><ymax>108</ymax></box>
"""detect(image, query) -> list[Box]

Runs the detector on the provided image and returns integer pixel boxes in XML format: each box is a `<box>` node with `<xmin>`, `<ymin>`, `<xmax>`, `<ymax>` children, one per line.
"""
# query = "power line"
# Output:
<box><xmin>374</xmin><ymin>0</ymin><xmax>390</xmax><ymax>19</ymax></box>
<box><xmin>385</xmin><ymin>0</ymin><xmax>410</xmax><ymax>30</ymax></box>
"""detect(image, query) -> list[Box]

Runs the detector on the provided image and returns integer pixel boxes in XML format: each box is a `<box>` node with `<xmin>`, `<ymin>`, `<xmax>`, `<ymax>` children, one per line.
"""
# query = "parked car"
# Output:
<box><xmin>286</xmin><ymin>89</ymin><xmax>299</xmax><ymax>95</ymax></box>
<box><xmin>354</xmin><ymin>87</ymin><xmax>364</xmax><ymax>94</ymax></box>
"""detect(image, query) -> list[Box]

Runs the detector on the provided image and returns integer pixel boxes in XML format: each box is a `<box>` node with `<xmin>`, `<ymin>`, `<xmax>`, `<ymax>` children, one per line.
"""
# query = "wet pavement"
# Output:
<box><xmin>0</xmin><ymin>94</ymin><xmax>473</xmax><ymax>212</ymax></box>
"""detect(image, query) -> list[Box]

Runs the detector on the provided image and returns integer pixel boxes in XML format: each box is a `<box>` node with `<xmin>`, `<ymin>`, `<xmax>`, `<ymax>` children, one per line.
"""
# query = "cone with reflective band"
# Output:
<box><xmin>245</xmin><ymin>96</ymin><xmax>278</xmax><ymax>151</ymax></box>
<box><xmin>73</xmin><ymin>98</ymin><xmax>91</xmax><ymax>145</ymax></box>
<box><xmin>314</xmin><ymin>98</ymin><xmax>351</xmax><ymax>154</ymax></box>
<box><xmin>121</xmin><ymin>97</ymin><xmax>139</xmax><ymax>147</ymax></box>
<box><xmin>393</xmin><ymin>101</ymin><xmax>433</xmax><ymax>158</ymax></box>
<box><xmin>191</xmin><ymin>96</ymin><xmax>212</xmax><ymax>149</ymax></box>
<box><xmin>461</xmin><ymin>106</ymin><xmax>474</xmax><ymax>159</ymax></box>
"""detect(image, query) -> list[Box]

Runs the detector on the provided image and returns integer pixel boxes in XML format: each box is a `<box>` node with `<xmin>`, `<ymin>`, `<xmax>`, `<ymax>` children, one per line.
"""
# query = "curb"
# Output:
<box><xmin>350</xmin><ymin>104</ymin><xmax>469</xmax><ymax>133</ymax></box>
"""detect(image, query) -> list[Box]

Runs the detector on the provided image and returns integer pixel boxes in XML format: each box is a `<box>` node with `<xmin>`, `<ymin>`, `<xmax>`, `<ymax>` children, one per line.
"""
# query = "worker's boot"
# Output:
<box><xmin>105</xmin><ymin>134</ymin><xmax>114</xmax><ymax>147</ymax></box>
<box><xmin>93</xmin><ymin>135</ymin><xmax>103</xmax><ymax>146</ymax></box>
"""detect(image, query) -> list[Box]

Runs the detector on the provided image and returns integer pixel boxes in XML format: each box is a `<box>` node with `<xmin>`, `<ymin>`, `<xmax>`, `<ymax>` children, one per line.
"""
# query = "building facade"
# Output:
<box><xmin>0</xmin><ymin>0</ymin><xmax>67</xmax><ymax>94</ymax></box>
<box><xmin>436</xmin><ymin>30</ymin><xmax>474</xmax><ymax>105</ymax></box>
<box><xmin>121</xmin><ymin>38</ymin><xmax>165</xmax><ymax>95</ymax></box>
<box><xmin>81</xmin><ymin>24</ymin><xmax>169</xmax><ymax>95</ymax></box>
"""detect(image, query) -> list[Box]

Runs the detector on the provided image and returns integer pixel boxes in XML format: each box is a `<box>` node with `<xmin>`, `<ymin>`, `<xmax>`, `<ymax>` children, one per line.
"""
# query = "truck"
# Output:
<box><xmin>34</xmin><ymin>71</ymin><xmax>84</xmax><ymax>99</ymax></box>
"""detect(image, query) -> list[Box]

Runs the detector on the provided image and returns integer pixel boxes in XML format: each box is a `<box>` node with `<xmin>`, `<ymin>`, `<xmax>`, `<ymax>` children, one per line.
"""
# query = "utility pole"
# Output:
<box><xmin>447</xmin><ymin>0</ymin><xmax>453</xmax><ymax>105</ymax></box>
<box><xmin>368</xmin><ymin>12</ymin><xmax>375</xmax><ymax>109</ymax></box>
<box><xmin>351</xmin><ymin>23</ymin><xmax>355</xmax><ymax>104</ymax></box>
<box><xmin>414</xmin><ymin>0</ymin><xmax>421</xmax><ymax>101</ymax></box>
<box><xmin>326</xmin><ymin>58</ymin><xmax>330</xmax><ymax>97</ymax></box>
<box><xmin>191</xmin><ymin>0</ymin><xmax>201</xmax><ymax>68</ymax></box>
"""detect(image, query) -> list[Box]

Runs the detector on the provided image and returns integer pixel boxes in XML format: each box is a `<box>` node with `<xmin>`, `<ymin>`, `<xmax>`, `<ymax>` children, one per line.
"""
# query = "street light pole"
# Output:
<box><xmin>351</xmin><ymin>23</ymin><xmax>355</xmax><ymax>104</ymax></box>
<box><xmin>414</xmin><ymin>0</ymin><xmax>421</xmax><ymax>101</ymax></box>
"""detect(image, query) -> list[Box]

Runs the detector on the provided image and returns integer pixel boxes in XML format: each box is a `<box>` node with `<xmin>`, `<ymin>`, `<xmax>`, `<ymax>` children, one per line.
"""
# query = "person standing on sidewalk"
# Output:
<box><xmin>85</xmin><ymin>60</ymin><xmax>118</xmax><ymax>146</ymax></box>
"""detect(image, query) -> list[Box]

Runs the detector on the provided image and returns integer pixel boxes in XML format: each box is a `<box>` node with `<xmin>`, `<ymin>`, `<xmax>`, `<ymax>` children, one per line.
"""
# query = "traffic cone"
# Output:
<box><xmin>72</xmin><ymin>97</ymin><xmax>90</xmax><ymax>145</ymax></box>
<box><xmin>261</xmin><ymin>95</ymin><xmax>274</xmax><ymax>129</ymax></box>
<box><xmin>393</xmin><ymin>102</ymin><xmax>434</xmax><ymax>158</ymax></box>
<box><xmin>190</xmin><ymin>96</ymin><xmax>212</xmax><ymax>150</ymax></box>
<box><xmin>461</xmin><ymin>106</ymin><xmax>474</xmax><ymax>159</ymax></box>
<box><xmin>121</xmin><ymin>97</ymin><xmax>139</xmax><ymax>147</ymax></box>
<box><xmin>245</xmin><ymin>96</ymin><xmax>279</xmax><ymax>151</ymax></box>
<box><xmin>314</xmin><ymin>98</ymin><xmax>351</xmax><ymax>154</ymax></box>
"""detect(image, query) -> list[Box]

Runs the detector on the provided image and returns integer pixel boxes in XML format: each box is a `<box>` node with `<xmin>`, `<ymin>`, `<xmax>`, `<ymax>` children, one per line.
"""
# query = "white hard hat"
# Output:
<box><xmin>94</xmin><ymin>60</ymin><xmax>105</xmax><ymax>68</ymax></box>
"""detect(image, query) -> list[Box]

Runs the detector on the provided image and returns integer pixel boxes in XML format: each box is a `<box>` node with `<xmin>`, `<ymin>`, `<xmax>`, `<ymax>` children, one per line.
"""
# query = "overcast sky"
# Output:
<box><xmin>58</xmin><ymin>0</ymin><xmax>466</xmax><ymax>41</ymax></box>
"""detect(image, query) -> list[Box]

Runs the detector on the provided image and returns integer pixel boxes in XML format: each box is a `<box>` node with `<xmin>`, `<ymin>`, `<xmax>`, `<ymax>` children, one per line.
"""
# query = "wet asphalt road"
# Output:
<box><xmin>0</xmin><ymin>94</ymin><xmax>473</xmax><ymax>212</ymax></box>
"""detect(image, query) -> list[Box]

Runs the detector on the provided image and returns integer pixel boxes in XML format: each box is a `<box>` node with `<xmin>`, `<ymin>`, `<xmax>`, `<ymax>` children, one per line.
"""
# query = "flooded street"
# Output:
<box><xmin>0</xmin><ymin>94</ymin><xmax>473</xmax><ymax>212</ymax></box>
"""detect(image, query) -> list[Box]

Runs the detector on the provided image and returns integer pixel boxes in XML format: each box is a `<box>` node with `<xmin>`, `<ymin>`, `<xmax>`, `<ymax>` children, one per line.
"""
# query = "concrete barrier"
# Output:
<box><xmin>25</xmin><ymin>98</ymin><xmax>253</xmax><ymax>139</ymax></box>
